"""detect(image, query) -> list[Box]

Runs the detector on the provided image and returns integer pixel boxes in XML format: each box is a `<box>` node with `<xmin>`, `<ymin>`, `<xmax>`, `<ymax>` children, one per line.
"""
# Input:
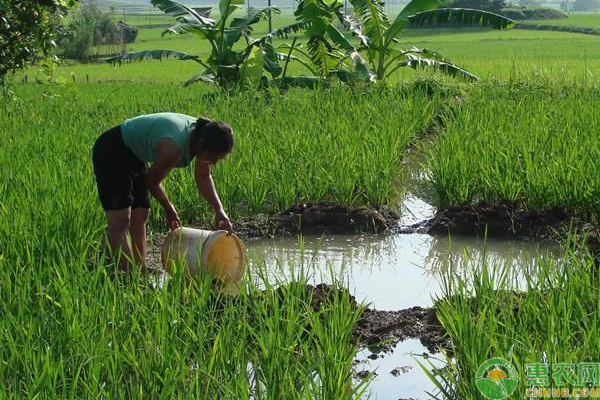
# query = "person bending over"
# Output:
<box><xmin>92</xmin><ymin>112</ymin><xmax>234</xmax><ymax>271</ymax></box>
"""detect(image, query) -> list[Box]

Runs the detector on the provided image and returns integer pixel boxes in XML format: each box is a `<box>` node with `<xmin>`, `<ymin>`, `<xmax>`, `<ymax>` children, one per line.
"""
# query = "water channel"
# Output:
<box><xmin>244</xmin><ymin>196</ymin><xmax>563</xmax><ymax>399</ymax></box>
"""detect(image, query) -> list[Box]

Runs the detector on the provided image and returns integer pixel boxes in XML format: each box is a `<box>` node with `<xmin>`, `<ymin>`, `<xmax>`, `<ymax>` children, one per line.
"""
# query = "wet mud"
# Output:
<box><xmin>234</xmin><ymin>202</ymin><xmax>400</xmax><ymax>239</ymax></box>
<box><xmin>416</xmin><ymin>200</ymin><xmax>578</xmax><ymax>240</ymax></box>
<box><xmin>354</xmin><ymin>306</ymin><xmax>449</xmax><ymax>355</ymax></box>
<box><xmin>293</xmin><ymin>284</ymin><xmax>449</xmax><ymax>355</ymax></box>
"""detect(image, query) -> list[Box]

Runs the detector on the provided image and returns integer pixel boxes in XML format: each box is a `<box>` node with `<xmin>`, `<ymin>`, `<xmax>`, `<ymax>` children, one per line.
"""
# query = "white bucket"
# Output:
<box><xmin>161</xmin><ymin>227</ymin><xmax>246</xmax><ymax>295</ymax></box>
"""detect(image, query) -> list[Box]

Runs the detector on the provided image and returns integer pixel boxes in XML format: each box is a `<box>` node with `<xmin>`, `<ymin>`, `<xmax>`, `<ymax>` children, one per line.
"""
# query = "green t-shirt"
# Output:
<box><xmin>121</xmin><ymin>112</ymin><xmax>196</xmax><ymax>167</ymax></box>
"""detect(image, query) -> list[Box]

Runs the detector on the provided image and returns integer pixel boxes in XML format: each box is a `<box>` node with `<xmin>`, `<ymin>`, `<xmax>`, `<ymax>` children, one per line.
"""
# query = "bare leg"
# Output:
<box><xmin>106</xmin><ymin>208</ymin><xmax>133</xmax><ymax>271</ymax></box>
<box><xmin>129</xmin><ymin>207</ymin><xmax>150</xmax><ymax>272</ymax></box>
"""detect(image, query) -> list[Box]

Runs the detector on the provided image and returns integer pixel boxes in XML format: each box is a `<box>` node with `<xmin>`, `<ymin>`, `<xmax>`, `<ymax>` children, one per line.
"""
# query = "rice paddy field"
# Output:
<box><xmin>4</xmin><ymin>4</ymin><xmax>600</xmax><ymax>399</ymax></box>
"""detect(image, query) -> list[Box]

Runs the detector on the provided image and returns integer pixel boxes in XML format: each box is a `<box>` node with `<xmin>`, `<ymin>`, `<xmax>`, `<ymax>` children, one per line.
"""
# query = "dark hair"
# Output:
<box><xmin>194</xmin><ymin>117</ymin><xmax>234</xmax><ymax>154</ymax></box>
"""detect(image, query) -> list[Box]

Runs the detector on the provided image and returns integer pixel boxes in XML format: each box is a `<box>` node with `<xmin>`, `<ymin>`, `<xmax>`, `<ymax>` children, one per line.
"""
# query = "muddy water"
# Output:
<box><xmin>354</xmin><ymin>339</ymin><xmax>444</xmax><ymax>400</ymax></box>
<box><xmin>245</xmin><ymin>231</ymin><xmax>561</xmax><ymax>310</ymax></box>
<box><xmin>244</xmin><ymin>195</ymin><xmax>563</xmax><ymax>400</ymax></box>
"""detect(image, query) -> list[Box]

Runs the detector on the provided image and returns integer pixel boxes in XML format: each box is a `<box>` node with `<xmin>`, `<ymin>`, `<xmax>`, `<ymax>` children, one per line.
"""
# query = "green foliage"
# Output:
<box><xmin>59</xmin><ymin>2</ymin><xmax>130</xmax><ymax>60</ymax></box>
<box><xmin>105</xmin><ymin>0</ymin><xmax>514</xmax><ymax>88</ymax></box>
<box><xmin>423</xmin><ymin>242</ymin><xmax>600</xmax><ymax>398</ymax></box>
<box><xmin>342</xmin><ymin>0</ymin><xmax>515</xmax><ymax>82</ymax></box>
<box><xmin>427</xmin><ymin>80</ymin><xmax>600</xmax><ymax>219</ymax></box>
<box><xmin>1</xmin><ymin>83</ymin><xmax>393</xmax><ymax>399</ymax></box>
<box><xmin>1</xmin><ymin>83</ymin><xmax>436</xmax><ymax>225</ymax></box>
<box><xmin>109</xmin><ymin>0</ymin><xmax>284</xmax><ymax>90</ymax></box>
<box><xmin>0</xmin><ymin>0</ymin><xmax>78</xmax><ymax>84</ymax></box>
<box><xmin>271</xmin><ymin>0</ymin><xmax>373</xmax><ymax>83</ymax></box>
<box><xmin>410</xmin><ymin>8</ymin><xmax>515</xmax><ymax>30</ymax></box>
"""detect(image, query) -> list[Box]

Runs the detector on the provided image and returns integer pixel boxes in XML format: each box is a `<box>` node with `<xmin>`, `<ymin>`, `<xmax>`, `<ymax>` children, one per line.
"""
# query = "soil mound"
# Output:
<box><xmin>298</xmin><ymin>284</ymin><xmax>449</xmax><ymax>354</ymax></box>
<box><xmin>264</xmin><ymin>283</ymin><xmax>449</xmax><ymax>354</ymax></box>
<box><xmin>235</xmin><ymin>202</ymin><xmax>399</xmax><ymax>239</ymax></box>
<box><xmin>424</xmin><ymin>200</ymin><xmax>573</xmax><ymax>239</ymax></box>
<box><xmin>354</xmin><ymin>306</ymin><xmax>449</xmax><ymax>354</ymax></box>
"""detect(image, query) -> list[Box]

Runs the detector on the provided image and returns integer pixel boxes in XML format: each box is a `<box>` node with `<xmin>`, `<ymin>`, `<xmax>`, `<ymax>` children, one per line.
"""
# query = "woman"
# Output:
<box><xmin>92</xmin><ymin>112</ymin><xmax>234</xmax><ymax>271</ymax></box>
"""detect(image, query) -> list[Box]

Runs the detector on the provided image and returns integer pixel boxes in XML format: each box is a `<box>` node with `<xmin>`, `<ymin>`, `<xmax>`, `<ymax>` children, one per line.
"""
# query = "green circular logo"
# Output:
<box><xmin>475</xmin><ymin>358</ymin><xmax>519</xmax><ymax>400</ymax></box>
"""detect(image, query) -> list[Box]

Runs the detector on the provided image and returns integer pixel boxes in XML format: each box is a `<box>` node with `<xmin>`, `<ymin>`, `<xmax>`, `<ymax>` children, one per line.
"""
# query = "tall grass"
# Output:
<box><xmin>421</xmin><ymin>240</ymin><xmax>600</xmax><ymax>399</ymax></box>
<box><xmin>427</xmin><ymin>79</ymin><xmax>600</xmax><ymax>220</ymax></box>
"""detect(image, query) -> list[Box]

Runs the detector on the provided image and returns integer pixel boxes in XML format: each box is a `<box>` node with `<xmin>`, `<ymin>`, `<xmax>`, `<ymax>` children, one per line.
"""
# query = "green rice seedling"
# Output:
<box><xmin>2</xmin><ymin>81</ymin><xmax>437</xmax><ymax>398</ymax></box>
<box><xmin>420</xmin><ymin>237</ymin><xmax>600</xmax><ymax>398</ymax></box>
<box><xmin>427</xmin><ymin>79</ymin><xmax>600</xmax><ymax>219</ymax></box>
<box><xmin>0</xmin><ymin>239</ymin><xmax>368</xmax><ymax>399</ymax></box>
<box><xmin>2</xmin><ymin>83</ymin><xmax>437</xmax><ymax>232</ymax></box>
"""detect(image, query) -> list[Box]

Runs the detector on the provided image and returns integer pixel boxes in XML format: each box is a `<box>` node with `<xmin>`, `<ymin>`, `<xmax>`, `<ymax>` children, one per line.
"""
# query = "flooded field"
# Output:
<box><xmin>244</xmin><ymin>196</ymin><xmax>562</xmax><ymax>399</ymax></box>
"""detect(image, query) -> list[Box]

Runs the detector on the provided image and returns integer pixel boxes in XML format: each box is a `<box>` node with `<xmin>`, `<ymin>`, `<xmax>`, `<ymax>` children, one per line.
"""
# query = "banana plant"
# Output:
<box><xmin>342</xmin><ymin>0</ymin><xmax>515</xmax><ymax>81</ymax></box>
<box><xmin>280</xmin><ymin>0</ymin><xmax>374</xmax><ymax>83</ymax></box>
<box><xmin>107</xmin><ymin>0</ymin><xmax>285</xmax><ymax>89</ymax></box>
<box><xmin>240</xmin><ymin>0</ymin><xmax>374</xmax><ymax>87</ymax></box>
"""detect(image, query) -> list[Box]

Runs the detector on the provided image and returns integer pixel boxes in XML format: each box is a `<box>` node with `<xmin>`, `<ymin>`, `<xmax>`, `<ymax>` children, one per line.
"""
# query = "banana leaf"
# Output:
<box><xmin>151</xmin><ymin>0</ymin><xmax>215</xmax><ymax>26</ymax></box>
<box><xmin>409</xmin><ymin>8</ymin><xmax>515</xmax><ymax>29</ymax></box>
<box><xmin>183</xmin><ymin>70</ymin><xmax>216</xmax><ymax>87</ymax></box>
<box><xmin>398</xmin><ymin>54</ymin><xmax>479</xmax><ymax>81</ymax></box>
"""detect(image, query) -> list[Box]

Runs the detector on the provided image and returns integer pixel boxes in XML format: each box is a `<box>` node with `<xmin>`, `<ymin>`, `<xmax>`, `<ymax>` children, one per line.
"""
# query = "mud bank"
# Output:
<box><xmin>420</xmin><ymin>200</ymin><xmax>578</xmax><ymax>240</ymax></box>
<box><xmin>355</xmin><ymin>306</ymin><xmax>449</xmax><ymax>354</ymax></box>
<box><xmin>297</xmin><ymin>284</ymin><xmax>449</xmax><ymax>354</ymax></box>
<box><xmin>234</xmin><ymin>203</ymin><xmax>400</xmax><ymax>239</ymax></box>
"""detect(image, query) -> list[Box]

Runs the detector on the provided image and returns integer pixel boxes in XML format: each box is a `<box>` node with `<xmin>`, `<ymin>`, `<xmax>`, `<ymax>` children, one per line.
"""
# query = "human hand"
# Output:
<box><xmin>215</xmin><ymin>209</ymin><xmax>233</xmax><ymax>235</ymax></box>
<box><xmin>165</xmin><ymin>205</ymin><xmax>181</xmax><ymax>231</ymax></box>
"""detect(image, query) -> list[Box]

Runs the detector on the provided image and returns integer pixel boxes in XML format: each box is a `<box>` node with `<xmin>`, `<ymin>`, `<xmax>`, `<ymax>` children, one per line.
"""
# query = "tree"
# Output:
<box><xmin>109</xmin><ymin>0</ymin><xmax>514</xmax><ymax>89</ymax></box>
<box><xmin>271</xmin><ymin>0</ymin><xmax>373</xmax><ymax>85</ymax></box>
<box><xmin>0</xmin><ymin>0</ymin><xmax>78</xmax><ymax>84</ymax></box>
<box><xmin>59</xmin><ymin>2</ymin><xmax>128</xmax><ymax>60</ymax></box>
<box><xmin>338</xmin><ymin>0</ymin><xmax>514</xmax><ymax>82</ymax></box>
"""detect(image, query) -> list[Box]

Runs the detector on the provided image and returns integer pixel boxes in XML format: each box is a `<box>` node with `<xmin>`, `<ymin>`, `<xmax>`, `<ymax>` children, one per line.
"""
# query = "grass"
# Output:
<box><xmin>1</xmin><ymin>80</ymin><xmax>387</xmax><ymax>398</ymax></box>
<box><xmin>13</xmin><ymin>8</ymin><xmax>600</xmax><ymax>85</ymax></box>
<box><xmin>397</xmin><ymin>27</ymin><xmax>600</xmax><ymax>81</ymax></box>
<box><xmin>422</xmin><ymin>240</ymin><xmax>600</xmax><ymax>399</ymax></box>
<box><xmin>0</xmin><ymin>254</ymin><xmax>368</xmax><ymax>399</ymax></box>
<box><xmin>5</xmin><ymin>63</ymin><xmax>441</xmax><ymax>397</ymax></box>
<box><xmin>7</xmin><ymin>8</ymin><xmax>600</xmax><ymax>397</ymax></box>
<box><xmin>2</xmin><ymin>83</ymin><xmax>435</xmax><ymax>229</ymax></box>
<box><xmin>518</xmin><ymin>13</ymin><xmax>600</xmax><ymax>29</ymax></box>
<box><xmin>426</xmin><ymin>79</ymin><xmax>600</xmax><ymax>219</ymax></box>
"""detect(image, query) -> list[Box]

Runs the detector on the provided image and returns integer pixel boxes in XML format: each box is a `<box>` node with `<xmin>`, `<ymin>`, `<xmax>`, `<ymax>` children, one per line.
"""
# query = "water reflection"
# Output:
<box><xmin>354</xmin><ymin>339</ymin><xmax>444</xmax><ymax>400</ymax></box>
<box><xmin>246</xmin><ymin>233</ymin><xmax>562</xmax><ymax>310</ymax></box>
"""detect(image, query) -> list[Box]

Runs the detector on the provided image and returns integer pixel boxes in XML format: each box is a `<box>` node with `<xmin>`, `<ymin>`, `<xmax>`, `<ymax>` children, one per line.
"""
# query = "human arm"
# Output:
<box><xmin>146</xmin><ymin>139</ymin><xmax>182</xmax><ymax>230</ymax></box>
<box><xmin>194</xmin><ymin>161</ymin><xmax>233</xmax><ymax>234</ymax></box>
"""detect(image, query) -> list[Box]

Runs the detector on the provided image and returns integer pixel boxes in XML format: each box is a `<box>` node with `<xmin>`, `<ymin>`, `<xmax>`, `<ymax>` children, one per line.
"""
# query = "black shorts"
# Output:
<box><xmin>92</xmin><ymin>125</ymin><xmax>150</xmax><ymax>210</ymax></box>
